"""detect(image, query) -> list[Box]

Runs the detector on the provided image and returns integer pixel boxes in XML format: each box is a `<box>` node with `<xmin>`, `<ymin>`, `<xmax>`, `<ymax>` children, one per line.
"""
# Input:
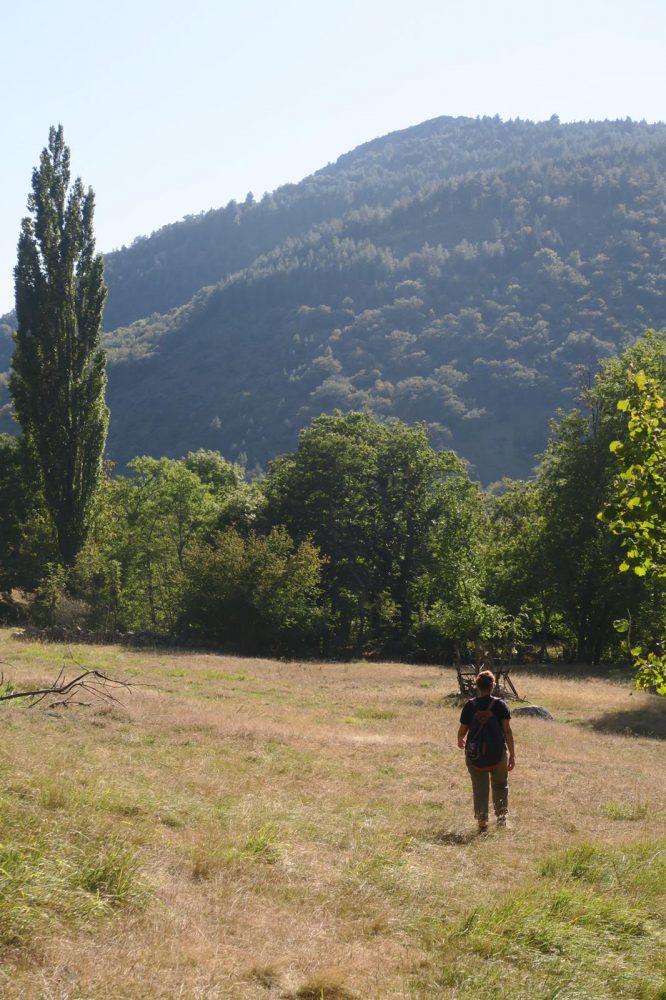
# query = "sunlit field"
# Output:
<box><xmin>0</xmin><ymin>629</ymin><xmax>664</xmax><ymax>999</ymax></box>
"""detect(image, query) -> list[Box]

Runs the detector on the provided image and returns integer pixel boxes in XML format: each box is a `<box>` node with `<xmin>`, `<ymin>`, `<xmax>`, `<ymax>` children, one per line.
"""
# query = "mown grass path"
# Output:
<box><xmin>0</xmin><ymin>631</ymin><xmax>664</xmax><ymax>998</ymax></box>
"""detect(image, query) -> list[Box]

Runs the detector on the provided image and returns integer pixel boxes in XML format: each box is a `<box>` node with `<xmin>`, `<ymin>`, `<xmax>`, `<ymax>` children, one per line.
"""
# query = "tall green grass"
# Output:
<box><xmin>190</xmin><ymin>822</ymin><xmax>281</xmax><ymax>880</ymax></box>
<box><xmin>414</xmin><ymin>841</ymin><xmax>666</xmax><ymax>1000</ymax></box>
<box><xmin>0</xmin><ymin>798</ymin><xmax>145</xmax><ymax>947</ymax></box>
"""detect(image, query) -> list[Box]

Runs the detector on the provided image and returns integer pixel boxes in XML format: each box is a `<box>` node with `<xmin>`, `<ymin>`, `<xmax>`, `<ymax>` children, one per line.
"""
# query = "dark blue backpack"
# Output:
<box><xmin>465</xmin><ymin>697</ymin><xmax>506</xmax><ymax>769</ymax></box>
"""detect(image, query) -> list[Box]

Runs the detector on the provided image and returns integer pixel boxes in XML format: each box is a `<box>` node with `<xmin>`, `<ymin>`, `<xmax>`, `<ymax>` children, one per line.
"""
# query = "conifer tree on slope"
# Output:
<box><xmin>10</xmin><ymin>126</ymin><xmax>108</xmax><ymax>567</ymax></box>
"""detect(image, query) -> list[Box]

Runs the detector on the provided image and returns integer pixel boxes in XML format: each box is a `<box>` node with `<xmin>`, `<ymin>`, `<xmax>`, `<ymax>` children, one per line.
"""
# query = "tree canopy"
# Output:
<box><xmin>602</xmin><ymin>362</ymin><xmax>666</xmax><ymax>690</ymax></box>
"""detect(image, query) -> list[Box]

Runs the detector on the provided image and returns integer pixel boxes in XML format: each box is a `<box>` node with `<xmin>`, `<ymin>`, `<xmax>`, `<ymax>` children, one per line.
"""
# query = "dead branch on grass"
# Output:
<box><xmin>0</xmin><ymin>666</ymin><xmax>133</xmax><ymax>709</ymax></box>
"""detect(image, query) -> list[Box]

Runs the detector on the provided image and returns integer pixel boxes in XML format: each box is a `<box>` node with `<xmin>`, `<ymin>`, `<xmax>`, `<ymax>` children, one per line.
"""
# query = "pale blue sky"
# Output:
<box><xmin>2</xmin><ymin>0</ymin><xmax>665</xmax><ymax>313</ymax></box>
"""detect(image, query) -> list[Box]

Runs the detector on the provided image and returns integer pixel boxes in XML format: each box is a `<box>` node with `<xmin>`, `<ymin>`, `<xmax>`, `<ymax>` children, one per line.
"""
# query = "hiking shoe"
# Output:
<box><xmin>477</xmin><ymin>817</ymin><xmax>489</xmax><ymax>834</ymax></box>
<box><xmin>496</xmin><ymin>815</ymin><xmax>509</xmax><ymax>828</ymax></box>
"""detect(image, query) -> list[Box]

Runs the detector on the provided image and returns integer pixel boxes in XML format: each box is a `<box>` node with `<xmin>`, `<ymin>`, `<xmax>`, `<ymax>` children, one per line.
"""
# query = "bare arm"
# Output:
<box><xmin>503</xmin><ymin>720</ymin><xmax>515</xmax><ymax>770</ymax></box>
<box><xmin>457</xmin><ymin>724</ymin><xmax>469</xmax><ymax>749</ymax></box>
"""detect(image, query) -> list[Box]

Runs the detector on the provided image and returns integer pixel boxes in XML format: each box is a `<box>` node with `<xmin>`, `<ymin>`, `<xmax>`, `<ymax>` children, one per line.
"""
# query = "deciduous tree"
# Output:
<box><xmin>603</xmin><ymin>367</ymin><xmax>666</xmax><ymax>691</ymax></box>
<box><xmin>535</xmin><ymin>332</ymin><xmax>665</xmax><ymax>662</ymax></box>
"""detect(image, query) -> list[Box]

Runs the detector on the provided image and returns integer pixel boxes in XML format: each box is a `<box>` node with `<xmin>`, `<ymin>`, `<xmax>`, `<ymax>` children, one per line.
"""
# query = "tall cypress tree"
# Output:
<box><xmin>10</xmin><ymin>125</ymin><xmax>108</xmax><ymax>567</ymax></box>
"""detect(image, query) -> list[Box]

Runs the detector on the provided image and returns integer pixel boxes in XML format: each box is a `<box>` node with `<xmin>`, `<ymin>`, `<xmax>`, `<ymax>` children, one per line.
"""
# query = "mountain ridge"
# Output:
<box><xmin>2</xmin><ymin>115</ymin><xmax>666</xmax><ymax>480</ymax></box>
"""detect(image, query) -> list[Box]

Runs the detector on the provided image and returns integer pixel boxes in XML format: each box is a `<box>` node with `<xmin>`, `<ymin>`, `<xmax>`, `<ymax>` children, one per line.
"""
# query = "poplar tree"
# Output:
<box><xmin>10</xmin><ymin>125</ymin><xmax>108</xmax><ymax>566</ymax></box>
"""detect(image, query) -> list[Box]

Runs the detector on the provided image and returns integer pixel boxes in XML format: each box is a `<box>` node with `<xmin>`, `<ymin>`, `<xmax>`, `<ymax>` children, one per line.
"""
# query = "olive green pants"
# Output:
<box><xmin>465</xmin><ymin>752</ymin><xmax>509</xmax><ymax>820</ymax></box>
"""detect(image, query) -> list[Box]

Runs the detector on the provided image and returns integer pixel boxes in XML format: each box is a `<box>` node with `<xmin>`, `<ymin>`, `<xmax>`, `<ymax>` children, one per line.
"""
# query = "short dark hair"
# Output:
<box><xmin>476</xmin><ymin>670</ymin><xmax>495</xmax><ymax>692</ymax></box>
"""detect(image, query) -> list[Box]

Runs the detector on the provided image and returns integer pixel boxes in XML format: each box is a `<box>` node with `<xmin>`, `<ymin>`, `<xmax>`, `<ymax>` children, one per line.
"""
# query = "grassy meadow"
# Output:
<box><xmin>0</xmin><ymin>628</ymin><xmax>664</xmax><ymax>999</ymax></box>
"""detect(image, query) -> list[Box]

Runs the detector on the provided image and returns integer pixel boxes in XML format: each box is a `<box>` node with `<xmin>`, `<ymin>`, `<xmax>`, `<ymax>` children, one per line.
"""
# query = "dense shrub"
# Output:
<box><xmin>180</xmin><ymin>527</ymin><xmax>325</xmax><ymax>654</ymax></box>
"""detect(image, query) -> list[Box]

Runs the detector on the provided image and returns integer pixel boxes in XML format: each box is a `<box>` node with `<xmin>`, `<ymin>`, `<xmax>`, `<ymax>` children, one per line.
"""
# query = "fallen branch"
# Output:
<box><xmin>0</xmin><ymin>667</ymin><xmax>133</xmax><ymax>708</ymax></box>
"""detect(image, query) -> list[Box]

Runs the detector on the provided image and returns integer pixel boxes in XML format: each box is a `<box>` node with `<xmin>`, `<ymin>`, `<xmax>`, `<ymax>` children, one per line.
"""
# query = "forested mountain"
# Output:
<box><xmin>2</xmin><ymin>115</ymin><xmax>666</xmax><ymax>479</ymax></box>
<box><xmin>98</xmin><ymin>115</ymin><xmax>663</xmax><ymax>331</ymax></box>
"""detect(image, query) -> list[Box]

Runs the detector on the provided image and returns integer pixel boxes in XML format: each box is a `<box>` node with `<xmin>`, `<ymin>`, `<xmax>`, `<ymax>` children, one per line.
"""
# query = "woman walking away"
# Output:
<box><xmin>457</xmin><ymin>670</ymin><xmax>515</xmax><ymax>833</ymax></box>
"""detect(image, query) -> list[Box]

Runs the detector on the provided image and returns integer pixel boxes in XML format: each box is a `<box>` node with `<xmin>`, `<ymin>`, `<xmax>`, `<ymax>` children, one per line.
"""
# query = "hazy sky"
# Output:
<box><xmin>1</xmin><ymin>0</ymin><xmax>665</xmax><ymax>313</ymax></box>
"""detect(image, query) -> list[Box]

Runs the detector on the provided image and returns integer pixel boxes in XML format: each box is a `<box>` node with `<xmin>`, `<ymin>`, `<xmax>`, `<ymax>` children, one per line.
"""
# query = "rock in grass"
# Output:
<box><xmin>513</xmin><ymin>705</ymin><xmax>554</xmax><ymax>720</ymax></box>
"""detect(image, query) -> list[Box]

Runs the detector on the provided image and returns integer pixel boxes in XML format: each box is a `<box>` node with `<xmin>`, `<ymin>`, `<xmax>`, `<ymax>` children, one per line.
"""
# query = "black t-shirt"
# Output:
<box><xmin>460</xmin><ymin>695</ymin><xmax>511</xmax><ymax>726</ymax></box>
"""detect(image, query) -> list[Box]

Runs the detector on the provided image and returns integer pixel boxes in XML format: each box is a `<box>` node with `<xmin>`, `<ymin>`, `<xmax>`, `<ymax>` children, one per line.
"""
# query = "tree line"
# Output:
<box><xmin>2</xmin><ymin>335</ymin><xmax>664</xmax><ymax>668</ymax></box>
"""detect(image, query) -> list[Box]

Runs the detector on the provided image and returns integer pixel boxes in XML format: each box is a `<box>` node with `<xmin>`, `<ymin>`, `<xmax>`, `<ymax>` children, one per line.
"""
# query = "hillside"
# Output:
<box><xmin>104</xmin><ymin>126</ymin><xmax>666</xmax><ymax>479</ymax></box>
<box><xmin>2</xmin><ymin>116</ymin><xmax>666</xmax><ymax>479</ymax></box>
<box><xmin>0</xmin><ymin>631</ymin><xmax>664</xmax><ymax>998</ymax></box>
<box><xmin>99</xmin><ymin>115</ymin><xmax>661</xmax><ymax>331</ymax></box>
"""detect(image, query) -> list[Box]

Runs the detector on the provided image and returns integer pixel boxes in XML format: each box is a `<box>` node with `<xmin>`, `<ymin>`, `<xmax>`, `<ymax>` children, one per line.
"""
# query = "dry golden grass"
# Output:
<box><xmin>0</xmin><ymin>630</ymin><xmax>664</xmax><ymax>999</ymax></box>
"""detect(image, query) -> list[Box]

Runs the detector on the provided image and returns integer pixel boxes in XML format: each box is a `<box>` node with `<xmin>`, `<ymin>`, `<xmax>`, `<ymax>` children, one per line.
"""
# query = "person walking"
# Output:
<box><xmin>457</xmin><ymin>669</ymin><xmax>515</xmax><ymax>832</ymax></box>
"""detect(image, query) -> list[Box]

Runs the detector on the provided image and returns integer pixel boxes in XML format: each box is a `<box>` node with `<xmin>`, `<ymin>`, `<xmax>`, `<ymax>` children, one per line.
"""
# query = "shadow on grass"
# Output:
<box><xmin>423</xmin><ymin>828</ymin><xmax>478</xmax><ymax>846</ymax></box>
<box><xmin>591</xmin><ymin>704</ymin><xmax>666</xmax><ymax>740</ymax></box>
<box><xmin>508</xmin><ymin>662</ymin><xmax>636</xmax><ymax>684</ymax></box>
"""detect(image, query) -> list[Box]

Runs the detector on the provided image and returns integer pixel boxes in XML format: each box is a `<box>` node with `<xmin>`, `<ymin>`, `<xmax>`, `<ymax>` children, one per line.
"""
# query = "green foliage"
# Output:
<box><xmin>0</xmin><ymin>434</ymin><xmax>52</xmax><ymax>590</ymax></box>
<box><xmin>404</xmin><ymin>472</ymin><xmax>505</xmax><ymax>660</ymax></box>
<box><xmin>484</xmin><ymin>481</ymin><xmax>546</xmax><ymax>612</ymax></box>
<box><xmin>183</xmin><ymin>448</ymin><xmax>245</xmax><ymax>492</ymax></box>
<box><xmin>531</xmin><ymin>332</ymin><xmax>666</xmax><ymax>663</ymax></box>
<box><xmin>263</xmin><ymin>412</ymin><xmax>469</xmax><ymax>653</ymax></box>
<box><xmin>536</xmin><ymin>408</ymin><xmax>634</xmax><ymax>662</ymax></box>
<box><xmin>1</xmin><ymin>308</ymin><xmax>663</xmax><ymax>666</ymax></box>
<box><xmin>88</xmin><ymin>456</ymin><xmax>218</xmax><ymax>632</ymax></box>
<box><xmin>15</xmin><ymin>506</ymin><xmax>60</xmax><ymax>592</ymax></box>
<box><xmin>10</xmin><ymin>126</ymin><xmax>108</xmax><ymax>566</ymax></box>
<box><xmin>482</xmin><ymin>479</ymin><xmax>573</xmax><ymax>658</ymax></box>
<box><xmin>69</xmin><ymin>451</ymin><xmax>310</xmax><ymax>644</ymax></box>
<box><xmin>31</xmin><ymin>563</ymin><xmax>69</xmax><ymax>627</ymax></box>
<box><xmin>606</xmin><ymin>369</ymin><xmax>666</xmax><ymax>579</ymax></box>
<box><xmin>180</xmin><ymin>526</ymin><xmax>324</xmax><ymax>654</ymax></box>
<box><xmin>413</xmin><ymin>595</ymin><xmax>513</xmax><ymax>662</ymax></box>
<box><xmin>421</xmin><ymin>473</ymin><xmax>486</xmax><ymax>607</ymax></box>
<box><xmin>72</xmin><ymin>545</ymin><xmax>121</xmax><ymax>632</ymax></box>
<box><xmin>602</xmin><ymin>362</ymin><xmax>666</xmax><ymax>691</ymax></box>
